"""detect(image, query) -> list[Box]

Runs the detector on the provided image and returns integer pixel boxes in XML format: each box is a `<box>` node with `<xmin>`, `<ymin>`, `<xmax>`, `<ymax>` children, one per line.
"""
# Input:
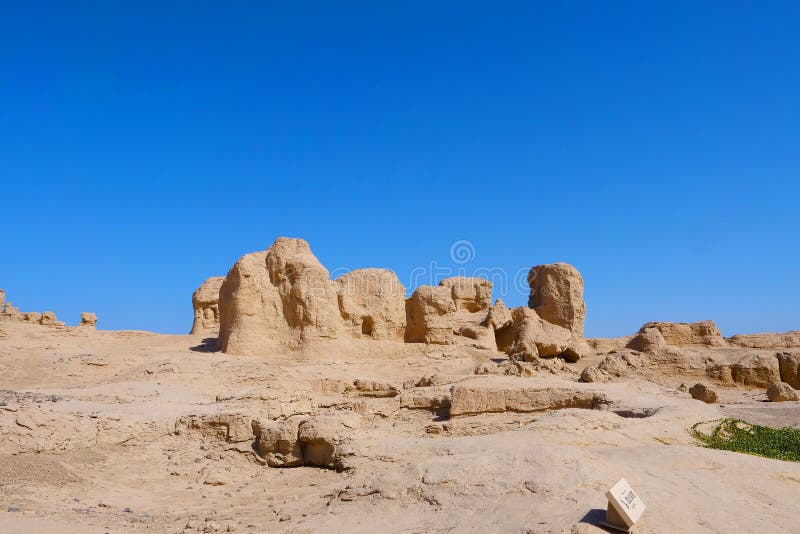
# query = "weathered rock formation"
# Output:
<box><xmin>626</xmin><ymin>327</ymin><xmax>667</xmax><ymax>353</ymax></box>
<box><xmin>404</xmin><ymin>266</ymin><xmax>592</xmax><ymax>362</ymax></box>
<box><xmin>335</xmin><ymin>269</ymin><xmax>405</xmax><ymax>340</ymax></box>
<box><xmin>505</xmin><ymin>307</ymin><xmax>590</xmax><ymax>363</ymax></box>
<box><xmin>405</xmin><ymin>285</ymin><xmax>456</xmax><ymax>344</ymax></box>
<box><xmin>597</xmin><ymin>326</ymin><xmax>800</xmax><ymax>357</ymax></box>
<box><xmin>640</xmin><ymin>320</ymin><xmax>725</xmax><ymax>348</ymax></box>
<box><xmin>493</xmin><ymin>262</ymin><xmax>592</xmax><ymax>362</ymax></box>
<box><xmin>176</xmin><ymin>413</ymin><xmax>255</xmax><ymax>445</ymax></box>
<box><xmin>441</xmin><ymin>276</ymin><xmax>493</xmax><ymax>313</ymax></box>
<box><xmin>728</xmin><ymin>331</ymin><xmax>800</xmax><ymax>349</ymax></box>
<box><xmin>0</xmin><ymin>292</ymin><xmax>65</xmax><ymax>327</ymax></box>
<box><xmin>1</xmin><ymin>301</ymin><xmax>21</xmax><ymax>321</ymax></box>
<box><xmin>449</xmin><ymin>381</ymin><xmax>607</xmax><ymax>416</ymax></box>
<box><xmin>296</xmin><ymin>413</ymin><xmax>359</xmax><ymax>470</ymax></box>
<box><xmin>399</xmin><ymin>387</ymin><xmax>452</xmax><ymax>410</ymax></box>
<box><xmin>266</xmin><ymin>238</ymin><xmax>343</xmax><ymax>338</ymax></box>
<box><xmin>23</xmin><ymin>312</ymin><xmax>42</xmax><ymax>323</ymax></box>
<box><xmin>215</xmin><ymin>238</ymin><xmax>522</xmax><ymax>351</ymax></box>
<box><xmin>580</xmin><ymin>350</ymin><xmax>646</xmax><ymax>383</ymax></box>
<box><xmin>527</xmin><ymin>263</ymin><xmax>586</xmax><ymax>336</ymax></box>
<box><xmin>80</xmin><ymin>312</ymin><xmax>98</xmax><ymax>329</ymax></box>
<box><xmin>486</xmin><ymin>299</ymin><xmax>512</xmax><ymax>331</ymax></box>
<box><xmin>582</xmin><ymin>343</ymin><xmax>794</xmax><ymax>389</ymax></box>
<box><xmin>252</xmin><ymin>419</ymin><xmax>303</xmax><ymax>467</ymax></box>
<box><xmin>705</xmin><ymin>352</ymin><xmax>780</xmax><ymax>388</ymax></box>
<box><xmin>404</xmin><ymin>277</ymin><xmax>495</xmax><ymax>349</ymax></box>
<box><xmin>587</xmin><ymin>336</ymin><xmax>632</xmax><ymax>353</ymax></box>
<box><xmin>777</xmin><ymin>353</ymin><xmax>800</xmax><ymax>389</ymax></box>
<box><xmin>253</xmin><ymin>413</ymin><xmax>360</xmax><ymax>470</ymax></box>
<box><xmin>219</xmin><ymin>238</ymin><xmax>354</xmax><ymax>354</ymax></box>
<box><xmin>191</xmin><ymin>276</ymin><xmax>224</xmax><ymax>335</ymax></box>
<box><xmin>350</xmin><ymin>379</ymin><xmax>400</xmax><ymax>397</ymax></box>
<box><xmin>766</xmin><ymin>381</ymin><xmax>798</xmax><ymax>402</ymax></box>
<box><xmin>689</xmin><ymin>383</ymin><xmax>718</xmax><ymax>403</ymax></box>
<box><xmin>216</xmin><ymin>238</ymin><xmax>592</xmax><ymax>364</ymax></box>
<box><xmin>39</xmin><ymin>311</ymin><xmax>59</xmax><ymax>326</ymax></box>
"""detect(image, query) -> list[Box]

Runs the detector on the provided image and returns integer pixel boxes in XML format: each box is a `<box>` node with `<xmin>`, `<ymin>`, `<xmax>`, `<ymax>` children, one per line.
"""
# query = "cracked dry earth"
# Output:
<box><xmin>1</xmin><ymin>321</ymin><xmax>799</xmax><ymax>534</ymax></box>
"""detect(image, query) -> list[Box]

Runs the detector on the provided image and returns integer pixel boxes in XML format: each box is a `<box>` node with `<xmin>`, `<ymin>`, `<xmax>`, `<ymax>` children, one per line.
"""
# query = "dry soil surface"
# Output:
<box><xmin>1</xmin><ymin>321</ymin><xmax>798</xmax><ymax>533</ymax></box>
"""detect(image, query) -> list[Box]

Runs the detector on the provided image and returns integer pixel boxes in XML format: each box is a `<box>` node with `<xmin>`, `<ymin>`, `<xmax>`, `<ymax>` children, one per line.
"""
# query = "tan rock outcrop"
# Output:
<box><xmin>582</xmin><ymin>345</ymin><xmax>788</xmax><ymax>389</ymax></box>
<box><xmin>777</xmin><ymin>352</ymin><xmax>800</xmax><ymax>389</ymax></box>
<box><xmin>506</xmin><ymin>307</ymin><xmax>591</xmax><ymax>363</ymax></box>
<box><xmin>176</xmin><ymin>413</ymin><xmax>255</xmax><ymax>444</ymax></box>
<box><xmin>527</xmin><ymin>263</ymin><xmax>585</xmax><ymax>336</ymax></box>
<box><xmin>404</xmin><ymin>285</ymin><xmax>455</xmax><ymax>344</ymax></box>
<box><xmin>486</xmin><ymin>299</ymin><xmax>512</xmax><ymax>331</ymax></box>
<box><xmin>580</xmin><ymin>350</ymin><xmax>646</xmax><ymax>383</ymax></box>
<box><xmin>728</xmin><ymin>331</ymin><xmax>800</xmax><ymax>349</ymax></box>
<box><xmin>641</xmin><ymin>320</ymin><xmax>725</xmax><ymax>347</ymax></box>
<box><xmin>80</xmin><ymin>312</ymin><xmax>98</xmax><ymax>329</ymax></box>
<box><xmin>410</xmin><ymin>374</ymin><xmax>470</xmax><ymax>388</ymax></box>
<box><xmin>1</xmin><ymin>302</ymin><xmax>21</xmax><ymax>321</ymax></box>
<box><xmin>0</xmin><ymin>289</ymin><xmax>4</xmax><ymax>312</ymax></box>
<box><xmin>495</xmin><ymin>262</ymin><xmax>592</xmax><ymax>364</ymax></box>
<box><xmin>335</xmin><ymin>269</ymin><xmax>406</xmax><ymax>340</ymax></box>
<box><xmin>626</xmin><ymin>327</ymin><xmax>667</xmax><ymax>353</ymax></box>
<box><xmin>405</xmin><ymin>278</ymin><xmax>495</xmax><ymax>349</ymax></box>
<box><xmin>706</xmin><ymin>353</ymin><xmax>780</xmax><ymax>388</ymax></box>
<box><xmin>267</xmin><ymin>238</ymin><xmax>342</xmax><ymax>338</ymax></box>
<box><xmin>440</xmin><ymin>277</ymin><xmax>492</xmax><ymax>313</ymax></box>
<box><xmin>351</xmin><ymin>379</ymin><xmax>400</xmax><ymax>398</ymax></box>
<box><xmin>449</xmin><ymin>381</ymin><xmax>607</xmax><ymax>416</ymax></box>
<box><xmin>191</xmin><ymin>276</ymin><xmax>224</xmax><ymax>335</ymax></box>
<box><xmin>587</xmin><ymin>336</ymin><xmax>632</xmax><ymax>353</ymax></box>
<box><xmin>219</xmin><ymin>250</ymin><xmax>283</xmax><ymax>353</ymax></box>
<box><xmin>216</xmin><ymin>241</ymin><xmax>594</xmax><ymax>361</ymax></box>
<box><xmin>24</xmin><ymin>312</ymin><xmax>42</xmax><ymax>323</ymax></box>
<box><xmin>297</xmin><ymin>413</ymin><xmax>360</xmax><ymax>470</ymax></box>
<box><xmin>0</xmin><ymin>293</ymin><xmax>65</xmax><ymax>327</ymax></box>
<box><xmin>689</xmin><ymin>383</ymin><xmax>718</xmax><ymax>403</ymax></box>
<box><xmin>252</xmin><ymin>413</ymin><xmax>361</xmax><ymax>470</ymax></box>
<box><xmin>399</xmin><ymin>388</ymin><xmax>451</xmax><ymax>410</ymax></box>
<box><xmin>39</xmin><ymin>311</ymin><xmax>58</xmax><ymax>326</ymax></box>
<box><xmin>219</xmin><ymin>238</ymin><xmax>344</xmax><ymax>355</ymax></box>
<box><xmin>253</xmin><ymin>419</ymin><xmax>303</xmax><ymax>467</ymax></box>
<box><xmin>766</xmin><ymin>381</ymin><xmax>798</xmax><ymax>402</ymax></box>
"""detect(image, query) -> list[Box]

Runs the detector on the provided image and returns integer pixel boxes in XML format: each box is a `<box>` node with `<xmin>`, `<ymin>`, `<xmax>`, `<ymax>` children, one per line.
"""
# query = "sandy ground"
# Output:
<box><xmin>1</xmin><ymin>320</ymin><xmax>799</xmax><ymax>534</ymax></box>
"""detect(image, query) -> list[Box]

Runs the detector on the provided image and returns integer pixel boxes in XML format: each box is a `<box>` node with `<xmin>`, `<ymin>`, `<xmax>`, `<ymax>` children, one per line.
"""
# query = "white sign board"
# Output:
<box><xmin>604</xmin><ymin>478</ymin><xmax>646</xmax><ymax>530</ymax></box>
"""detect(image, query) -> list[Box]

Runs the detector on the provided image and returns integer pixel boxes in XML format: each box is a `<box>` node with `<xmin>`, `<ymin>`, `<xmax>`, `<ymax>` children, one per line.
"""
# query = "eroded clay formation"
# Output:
<box><xmin>190</xmin><ymin>276</ymin><xmax>225</xmax><ymax>335</ymax></box>
<box><xmin>582</xmin><ymin>319</ymin><xmax>800</xmax><ymax>390</ymax></box>
<box><xmin>205</xmin><ymin>237</ymin><xmax>592</xmax><ymax>364</ymax></box>
<box><xmin>0</xmin><ymin>289</ymin><xmax>98</xmax><ymax>329</ymax></box>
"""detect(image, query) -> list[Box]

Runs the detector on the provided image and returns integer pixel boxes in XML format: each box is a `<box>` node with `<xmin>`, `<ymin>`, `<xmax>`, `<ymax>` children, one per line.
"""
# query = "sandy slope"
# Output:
<box><xmin>0</xmin><ymin>320</ymin><xmax>798</xmax><ymax>534</ymax></box>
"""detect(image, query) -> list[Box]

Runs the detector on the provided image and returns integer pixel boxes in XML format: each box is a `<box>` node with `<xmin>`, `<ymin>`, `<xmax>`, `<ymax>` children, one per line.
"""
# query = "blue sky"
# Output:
<box><xmin>2</xmin><ymin>2</ymin><xmax>798</xmax><ymax>337</ymax></box>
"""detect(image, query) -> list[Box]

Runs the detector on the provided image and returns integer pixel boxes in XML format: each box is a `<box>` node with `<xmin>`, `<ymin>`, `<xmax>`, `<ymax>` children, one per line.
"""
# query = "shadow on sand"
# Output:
<box><xmin>577</xmin><ymin>508</ymin><xmax>617</xmax><ymax>532</ymax></box>
<box><xmin>189</xmin><ymin>337</ymin><xmax>220</xmax><ymax>353</ymax></box>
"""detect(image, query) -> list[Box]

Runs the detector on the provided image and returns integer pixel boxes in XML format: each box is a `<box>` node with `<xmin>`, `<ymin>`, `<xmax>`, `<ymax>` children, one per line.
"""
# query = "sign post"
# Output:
<box><xmin>600</xmin><ymin>478</ymin><xmax>646</xmax><ymax>532</ymax></box>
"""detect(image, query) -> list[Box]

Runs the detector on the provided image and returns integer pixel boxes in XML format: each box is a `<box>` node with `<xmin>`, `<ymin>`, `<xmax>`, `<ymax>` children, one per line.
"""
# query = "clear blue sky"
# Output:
<box><xmin>2</xmin><ymin>2</ymin><xmax>798</xmax><ymax>337</ymax></box>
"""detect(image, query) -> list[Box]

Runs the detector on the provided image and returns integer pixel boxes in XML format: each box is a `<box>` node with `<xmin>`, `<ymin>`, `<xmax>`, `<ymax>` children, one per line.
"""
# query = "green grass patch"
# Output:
<box><xmin>691</xmin><ymin>418</ymin><xmax>800</xmax><ymax>462</ymax></box>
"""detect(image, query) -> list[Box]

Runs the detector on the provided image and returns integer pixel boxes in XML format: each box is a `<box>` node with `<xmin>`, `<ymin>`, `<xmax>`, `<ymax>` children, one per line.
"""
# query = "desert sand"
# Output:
<box><xmin>1</xmin><ymin>238</ymin><xmax>799</xmax><ymax>534</ymax></box>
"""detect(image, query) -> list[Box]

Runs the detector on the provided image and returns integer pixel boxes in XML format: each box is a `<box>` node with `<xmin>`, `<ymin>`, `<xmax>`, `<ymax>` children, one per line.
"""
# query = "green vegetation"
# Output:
<box><xmin>691</xmin><ymin>418</ymin><xmax>800</xmax><ymax>462</ymax></box>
